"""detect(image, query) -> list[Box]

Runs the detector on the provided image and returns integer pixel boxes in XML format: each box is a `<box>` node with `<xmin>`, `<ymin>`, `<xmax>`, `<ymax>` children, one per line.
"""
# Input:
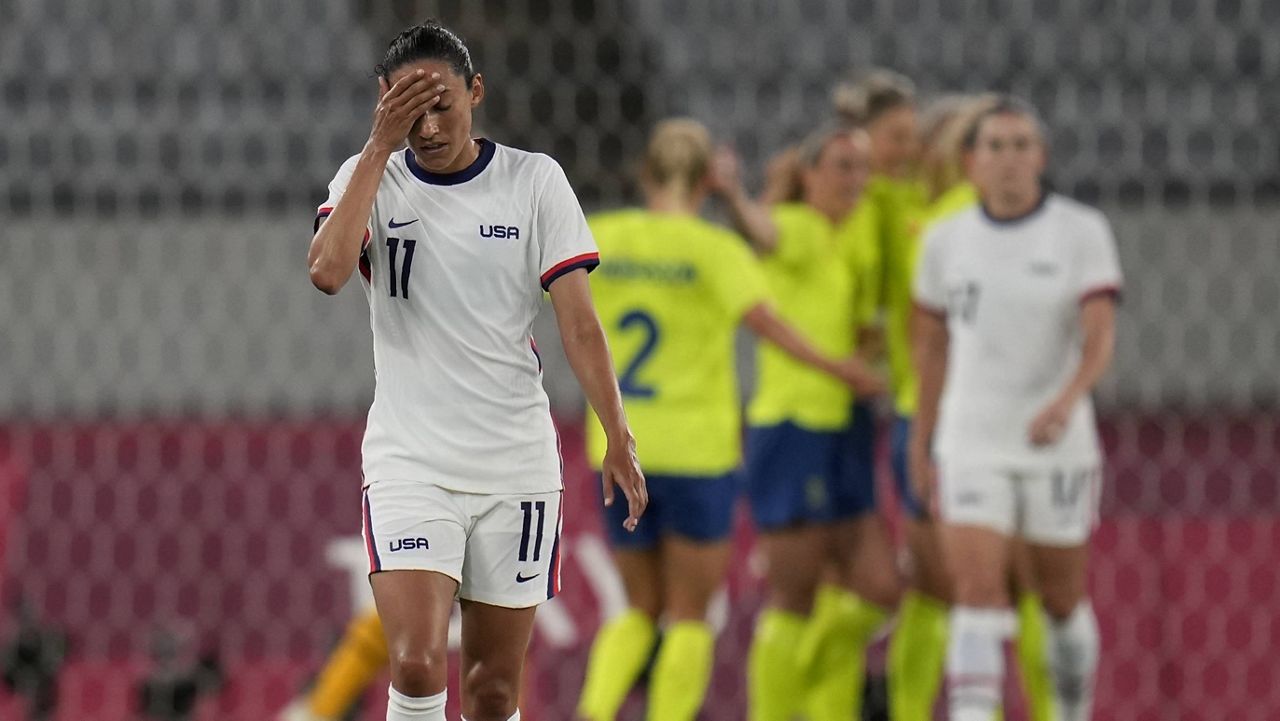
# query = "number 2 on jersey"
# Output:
<box><xmin>617</xmin><ymin>310</ymin><xmax>660</xmax><ymax>398</ymax></box>
<box><xmin>386</xmin><ymin>237</ymin><xmax>417</xmax><ymax>299</ymax></box>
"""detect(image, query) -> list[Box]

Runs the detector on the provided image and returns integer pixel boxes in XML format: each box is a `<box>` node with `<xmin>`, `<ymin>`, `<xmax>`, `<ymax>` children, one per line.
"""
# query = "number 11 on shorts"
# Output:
<box><xmin>519</xmin><ymin>500</ymin><xmax>546</xmax><ymax>562</ymax></box>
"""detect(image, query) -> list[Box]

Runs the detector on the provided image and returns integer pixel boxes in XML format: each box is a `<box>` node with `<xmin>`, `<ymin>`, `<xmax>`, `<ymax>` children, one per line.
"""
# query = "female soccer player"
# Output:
<box><xmin>882</xmin><ymin>93</ymin><xmax>1055</xmax><ymax>721</ymax></box>
<box><xmin>911</xmin><ymin>97</ymin><xmax>1121</xmax><ymax>721</ymax></box>
<box><xmin>767</xmin><ymin>69</ymin><xmax>923</xmax><ymax>721</ymax></box>
<box><xmin>716</xmin><ymin>124</ymin><xmax>891</xmax><ymax>721</ymax></box>
<box><xmin>307</xmin><ymin>20</ymin><xmax>647</xmax><ymax>721</ymax></box>
<box><xmin>883</xmin><ymin>93</ymin><xmax>981</xmax><ymax>721</ymax></box>
<box><xmin>575</xmin><ymin>118</ymin><xmax>879</xmax><ymax>721</ymax></box>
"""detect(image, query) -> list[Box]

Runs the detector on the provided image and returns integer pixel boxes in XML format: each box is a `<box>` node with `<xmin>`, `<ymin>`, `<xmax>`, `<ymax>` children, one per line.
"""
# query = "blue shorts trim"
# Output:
<box><xmin>890</xmin><ymin>415</ymin><xmax>927</xmax><ymax>519</ymax></box>
<box><xmin>598</xmin><ymin>472</ymin><xmax>737</xmax><ymax>549</ymax></box>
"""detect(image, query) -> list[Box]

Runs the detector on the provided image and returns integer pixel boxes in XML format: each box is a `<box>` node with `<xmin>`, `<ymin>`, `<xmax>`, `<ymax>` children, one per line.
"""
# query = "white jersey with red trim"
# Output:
<box><xmin>317</xmin><ymin>139</ymin><xmax>599</xmax><ymax>494</ymax></box>
<box><xmin>913</xmin><ymin>193</ymin><xmax>1123</xmax><ymax>466</ymax></box>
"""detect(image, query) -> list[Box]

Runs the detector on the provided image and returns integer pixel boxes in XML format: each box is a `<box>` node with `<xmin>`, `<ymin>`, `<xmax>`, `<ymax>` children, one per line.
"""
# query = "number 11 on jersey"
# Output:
<box><xmin>386</xmin><ymin>237</ymin><xmax>417</xmax><ymax>299</ymax></box>
<box><xmin>519</xmin><ymin>500</ymin><xmax>546</xmax><ymax>562</ymax></box>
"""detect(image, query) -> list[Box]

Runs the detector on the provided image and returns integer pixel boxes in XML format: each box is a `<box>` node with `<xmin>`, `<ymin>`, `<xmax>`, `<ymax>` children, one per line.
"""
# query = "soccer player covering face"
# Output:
<box><xmin>574</xmin><ymin>119</ymin><xmax>879</xmax><ymax>721</ymax></box>
<box><xmin>910</xmin><ymin>98</ymin><xmax>1121</xmax><ymax>721</ymax></box>
<box><xmin>717</xmin><ymin>126</ymin><xmax>892</xmax><ymax>721</ymax></box>
<box><xmin>306</xmin><ymin>20</ymin><xmax>647</xmax><ymax>721</ymax></box>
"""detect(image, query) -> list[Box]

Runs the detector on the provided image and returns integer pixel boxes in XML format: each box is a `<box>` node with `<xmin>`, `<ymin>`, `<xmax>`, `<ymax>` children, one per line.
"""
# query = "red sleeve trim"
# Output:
<box><xmin>912</xmin><ymin>299</ymin><xmax>947</xmax><ymax>319</ymax></box>
<box><xmin>358</xmin><ymin>250</ymin><xmax>372</xmax><ymax>283</ymax></box>
<box><xmin>540</xmin><ymin>252</ymin><xmax>600</xmax><ymax>290</ymax></box>
<box><xmin>315</xmin><ymin>207</ymin><xmax>371</xmax><ymax>250</ymax></box>
<box><xmin>314</xmin><ymin>207</ymin><xmax>334</xmax><ymax>233</ymax></box>
<box><xmin>1080</xmin><ymin>284</ymin><xmax>1121</xmax><ymax>305</ymax></box>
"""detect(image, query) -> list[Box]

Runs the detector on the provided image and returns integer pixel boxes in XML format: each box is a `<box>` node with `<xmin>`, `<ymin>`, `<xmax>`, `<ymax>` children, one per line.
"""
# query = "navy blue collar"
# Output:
<box><xmin>980</xmin><ymin>191</ymin><xmax>1049</xmax><ymax>226</ymax></box>
<box><xmin>405</xmin><ymin>139</ymin><xmax>495</xmax><ymax>185</ymax></box>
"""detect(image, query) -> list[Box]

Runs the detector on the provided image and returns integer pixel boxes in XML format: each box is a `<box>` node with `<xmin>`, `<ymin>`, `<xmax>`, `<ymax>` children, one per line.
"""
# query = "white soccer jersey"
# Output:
<box><xmin>316</xmin><ymin>140</ymin><xmax>599</xmax><ymax>494</ymax></box>
<box><xmin>913</xmin><ymin>194</ymin><xmax>1123</xmax><ymax>467</ymax></box>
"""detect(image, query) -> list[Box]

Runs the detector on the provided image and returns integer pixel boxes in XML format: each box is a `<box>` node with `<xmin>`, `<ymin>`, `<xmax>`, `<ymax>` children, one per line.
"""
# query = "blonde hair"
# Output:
<box><xmin>832</xmin><ymin>68</ymin><xmax>916</xmax><ymax>127</ymax></box>
<box><xmin>921</xmin><ymin>93</ymin><xmax>1000</xmax><ymax>202</ymax></box>
<box><xmin>642</xmin><ymin>118</ymin><xmax>713</xmax><ymax>196</ymax></box>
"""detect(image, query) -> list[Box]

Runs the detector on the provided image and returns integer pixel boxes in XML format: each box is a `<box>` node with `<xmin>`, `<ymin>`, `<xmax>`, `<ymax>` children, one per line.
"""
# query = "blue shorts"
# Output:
<box><xmin>890</xmin><ymin>415</ymin><xmax>927</xmax><ymax>519</ymax></box>
<box><xmin>745</xmin><ymin>409</ymin><xmax>877</xmax><ymax>530</ymax></box>
<box><xmin>598</xmin><ymin>471</ymin><xmax>737</xmax><ymax>550</ymax></box>
<box><xmin>833</xmin><ymin>401</ymin><xmax>879</xmax><ymax>518</ymax></box>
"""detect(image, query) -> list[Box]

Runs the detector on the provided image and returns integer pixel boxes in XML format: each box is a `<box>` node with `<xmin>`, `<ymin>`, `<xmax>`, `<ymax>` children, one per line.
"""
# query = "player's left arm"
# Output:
<box><xmin>548</xmin><ymin>271</ymin><xmax>648</xmax><ymax>530</ymax></box>
<box><xmin>1028</xmin><ymin>295</ymin><xmax>1117</xmax><ymax>446</ymax></box>
<box><xmin>1029</xmin><ymin>214</ymin><xmax>1122</xmax><ymax>446</ymax></box>
<box><xmin>536</xmin><ymin>159</ymin><xmax>647</xmax><ymax>530</ymax></box>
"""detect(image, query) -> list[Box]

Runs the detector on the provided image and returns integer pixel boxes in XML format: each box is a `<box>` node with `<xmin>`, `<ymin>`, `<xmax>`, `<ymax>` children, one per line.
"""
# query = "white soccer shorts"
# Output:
<box><xmin>361</xmin><ymin>479</ymin><xmax>563</xmax><ymax>608</ymax></box>
<box><xmin>936</xmin><ymin>459</ymin><xmax>1102</xmax><ymax>546</ymax></box>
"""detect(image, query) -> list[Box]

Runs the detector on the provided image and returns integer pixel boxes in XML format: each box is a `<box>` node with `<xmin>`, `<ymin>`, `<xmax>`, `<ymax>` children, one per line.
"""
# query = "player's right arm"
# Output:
<box><xmin>742</xmin><ymin>303</ymin><xmax>885</xmax><ymax>396</ymax></box>
<box><xmin>706</xmin><ymin>231</ymin><xmax>885</xmax><ymax>395</ymax></box>
<box><xmin>907</xmin><ymin>225</ymin><xmax>951</xmax><ymax>514</ymax></box>
<box><xmin>909</xmin><ymin>304</ymin><xmax>947</xmax><ymax>514</ymax></box>
<box><xmin>706</xmin><ymin>147</ymin><xmax>780</xmax><ymax>254</ymax></box>
<box><xmin>308</xmin><ymin>70</ymin><xmax>447</xmax><ymax>294</ymax></box>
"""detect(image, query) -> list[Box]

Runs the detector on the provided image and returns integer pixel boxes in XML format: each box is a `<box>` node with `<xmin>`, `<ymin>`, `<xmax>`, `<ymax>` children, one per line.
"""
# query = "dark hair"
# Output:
<box><xmin>832</xmin><ymin>68</ymin><xmax>916</xmax><ymax>127</ymax></box>
<box><xmin>962</xmin><ymin>95</ymin><xmax>1049</xmax><ymax>150</ymax></box>
<box><xmin>374</xmin><ymin>19</ymin><xmax>476</xmax><ymax>87</ymax></box>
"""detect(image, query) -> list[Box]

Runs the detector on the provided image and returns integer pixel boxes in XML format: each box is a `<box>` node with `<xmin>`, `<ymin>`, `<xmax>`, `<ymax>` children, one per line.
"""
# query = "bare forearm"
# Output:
<box><xmin>914</xmin><ymin>352</ymin><xmax>945</xmax><ymax>442</ymax></box>
<box><xmin>547</xmin><ymin>270</ymin><xmax>630</xmax><ymax>441</ymax></box>
<box><xmin>911</xmin><ymin>311</ymin><xmax>949</xmax><ymax>444</ymax></box>
<box><xmin>308</xmin><ymin>143</ymin><xmax>390</xmax><ymax>294</ymax></box>
<box><xmin>563</xmin><ymin>320</ymin><xmax>630</xmax><ymax>442</ymax></box>
<box><xmin>1058</xmin><ymin>300</ymin><xmax>1116</xmax><ymax>403</ymax></box>
<box><xmin>743</xmin><ymin>304</ymin><xmax>838</xmax><ymax>377</ymax></box>
<box><xmin>722</xmin><ymin>186</ymin><xmax>779</xmax><ymax>254</ymax></box>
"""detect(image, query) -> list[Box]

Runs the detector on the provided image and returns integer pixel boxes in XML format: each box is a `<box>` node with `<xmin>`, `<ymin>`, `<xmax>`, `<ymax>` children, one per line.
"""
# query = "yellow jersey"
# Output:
<box><xmin>845</xmin><ymin>192</ymin><xmax>884</xmax><ymax>329</ymax></box>
<box><xmin>885</xmin><ymin>181</ymin><xmax>978</xmax><ymax>415</ymax></box>
<box><xmin>586</xmin><ymin>209</ymin><xmax>769</xmax><ymax>475</ymax></box>
<box><xmin>746</xmin><ymin>202</ymin><xmax>859</xmax><ymax>431</ymax></box>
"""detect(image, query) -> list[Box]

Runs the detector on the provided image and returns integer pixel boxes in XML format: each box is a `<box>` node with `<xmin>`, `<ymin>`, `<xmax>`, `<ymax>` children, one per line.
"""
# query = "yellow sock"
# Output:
<box><xmin>306</xmin><ymin>609</ymin><xmax>388</xmax><ymax>719</ymax></box>
<box><xmin>577</xmin><ymin>609</ymin><xmax>659</xmax><ymax>721</ymax></box>
<box><xmin>748</xmin><ymin>608</ymin><xmax>807</xmax><ymax>721</ymax></box>
<box><xmin>646</xmin><ymin>620</ymin><xmax>715</xmax><ymax>721</ymax></box>
<box><xmin>887</xmin><ymin>591</ymin><xmax>949</xmax><ymax>721</ymax></box>
<box><xmin>803</xmin><ymin>586</ymin><xmax>889</xmax><ymax>721</ymax></box>
<box><xmin>1015</xmin><ymin>593</ymin><xmax>1055</xmax><ymax>721</ymax></box>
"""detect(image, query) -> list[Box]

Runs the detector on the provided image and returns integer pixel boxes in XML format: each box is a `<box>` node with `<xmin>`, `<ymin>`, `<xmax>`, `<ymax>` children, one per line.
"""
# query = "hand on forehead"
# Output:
<box><xmin>389</xmin><ymin>60</ymin><xmax>465</xmax><ymax>89</ymax></box>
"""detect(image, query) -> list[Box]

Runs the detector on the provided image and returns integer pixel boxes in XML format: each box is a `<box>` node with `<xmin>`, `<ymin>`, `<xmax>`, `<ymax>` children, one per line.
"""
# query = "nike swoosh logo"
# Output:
<box><xmin>515</xmin><ymin>572</ymin><xmax>541</xmax><ymax>584</ymax></box>
<box><xmin>388</xmin><ymin>218</ymin><xmax>419</xmax><ymax>229</ymax></box>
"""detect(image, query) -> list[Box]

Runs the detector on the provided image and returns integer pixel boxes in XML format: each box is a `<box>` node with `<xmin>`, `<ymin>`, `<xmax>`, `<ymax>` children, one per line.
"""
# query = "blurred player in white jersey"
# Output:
<box><xmin>307</xmin><ymin>19</ymin><xmax>647</xmax><ymax>721</ymax></box>
<box><xmin>910</xmin><ymin>97</ymin><xmax>1122</xmax><ymax>721</ymax></box>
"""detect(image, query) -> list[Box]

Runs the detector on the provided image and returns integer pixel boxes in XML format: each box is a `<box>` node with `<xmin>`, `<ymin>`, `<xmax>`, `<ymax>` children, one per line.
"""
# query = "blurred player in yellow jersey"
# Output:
<box><xmin>716</xmin><ymin>124</ymin><xmax>894</xmax><ymax>721</ymax></box>
<box><xmin>575</xmin><ymin>119</ymin><xmax>880</xmax><ymax>721</ymax></box>
<box><xmin>279</xmin><ymin>609</ymin><xmax>387</xmax><ymax>721</ymax></box>
<box><xmin>876</xmin><ymin>91</ymin><xmax>1057</xmax><ymax>721</ymax></box>
<box><xmin>749</xmin><ymin>85</ymin><xmax>916</xmax><ymax>721</ymax></box>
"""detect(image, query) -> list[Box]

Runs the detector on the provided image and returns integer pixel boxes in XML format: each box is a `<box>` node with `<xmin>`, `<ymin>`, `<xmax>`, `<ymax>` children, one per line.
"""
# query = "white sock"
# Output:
<box><xmin>947</xmin><ymin>606</ymin><xmax>1014</xmax><ymax>721</ymax></box>
<box><xmin>387</xmin><ymin>685</ymin><xmax>446</xmax><ymax>721</ymax></box>
<box><xmin>1047</xmin><ymin>601</ymin><xmax>1100</xmax><ymax>721</ymax></box>
<box><xmin>461</xmin><ymin>710</ymin><xmax>520</xmax><ymax>721</ymax></box>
